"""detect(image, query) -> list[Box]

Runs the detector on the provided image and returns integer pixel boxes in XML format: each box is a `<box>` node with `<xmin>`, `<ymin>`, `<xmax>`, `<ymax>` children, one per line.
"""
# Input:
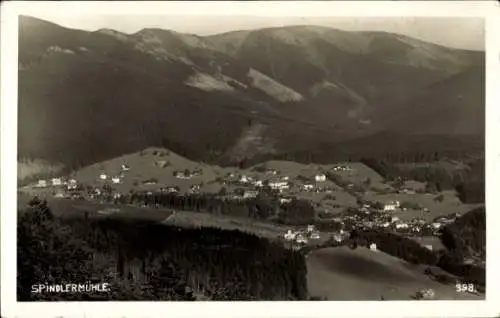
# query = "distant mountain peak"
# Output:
<box><xmin>96</xmin><ymin>28</ymin><xmax>130</xmax><ymax>41</ymax></box>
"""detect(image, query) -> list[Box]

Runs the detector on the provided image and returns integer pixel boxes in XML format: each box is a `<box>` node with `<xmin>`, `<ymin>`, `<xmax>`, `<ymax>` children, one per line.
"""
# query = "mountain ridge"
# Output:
<box><xmin>18</xmin><ymin>15</ymin><xmax>485</xmax><ymax>169</ymax></box>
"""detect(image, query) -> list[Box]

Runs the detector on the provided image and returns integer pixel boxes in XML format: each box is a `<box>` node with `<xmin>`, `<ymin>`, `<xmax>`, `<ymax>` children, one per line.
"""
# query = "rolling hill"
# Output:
<box><xmin>306</xmin><ymin>246</ymin><xmax>483</xmax><ymax>300</ymax></box>
<box><xmin>18</xmin><ymin>16</ymin><xmax>485</xmax><ymax>170</ymax></box>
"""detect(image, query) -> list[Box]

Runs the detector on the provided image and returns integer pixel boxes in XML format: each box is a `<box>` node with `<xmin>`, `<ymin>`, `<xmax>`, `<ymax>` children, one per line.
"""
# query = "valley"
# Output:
<box><xmin>15</xmin><ymin>15</ymin><xmax>486</xmax><ymax>302</ymax></box>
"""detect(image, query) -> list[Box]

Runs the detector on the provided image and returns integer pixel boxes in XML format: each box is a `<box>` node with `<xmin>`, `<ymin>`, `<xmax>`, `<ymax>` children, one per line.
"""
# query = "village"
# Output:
<box><xmin>24</xmin><ymin>150</ymin><xmax>468</xmax><ymax>255</ymax></box>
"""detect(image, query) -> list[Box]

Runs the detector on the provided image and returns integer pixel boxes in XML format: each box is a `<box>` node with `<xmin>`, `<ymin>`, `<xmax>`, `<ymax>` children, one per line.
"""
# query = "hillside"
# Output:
<box><xmin>18</xmin><ymin>16</ymin><xmax>484</xmax><ymax>169</ymax></box>
<box><xmin>370</xmin><ymin>66</ymin><xmax>485</xmax><ymax>136</ymax></box>
<box><xmin>209</xmin><ymin>26</ymin><xmax>481</xmax><ymax>107</ymax></box>
<box><xmin>440</xmin><ymin>207</ymin><xmax>486</xmax><ymax>262</ymax></box>
<box><xmin>307</xmin><ymin>246</ymin><xmax>483</xmax><ymax>300</ymax></box>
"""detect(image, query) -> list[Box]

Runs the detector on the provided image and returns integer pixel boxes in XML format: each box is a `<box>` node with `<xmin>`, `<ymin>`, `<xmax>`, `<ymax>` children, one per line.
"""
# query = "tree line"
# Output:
<box><xmin>109</xmin><ymin>191</ymin><xmax>316</xmax><ymax>226</ymax></box>
<box><xmin>18</xmin><ymin>198</ymin><xmax>308</xmax><ymax>301</ymax></box>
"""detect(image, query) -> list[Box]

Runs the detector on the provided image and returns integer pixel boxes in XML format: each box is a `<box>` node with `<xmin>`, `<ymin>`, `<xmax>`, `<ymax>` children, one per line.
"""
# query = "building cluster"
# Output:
<box><xmin>222</xmin><ymin>167</ymin><xmax>341</xmax><ymax>203</ymax></box>
<box><xmin>282</xmin><ymin>225</ymin><xmax>322</xmax><ymax>246</ymax></box>
<box><xmin>36</xmin><ymin>177</ymin><xmax>79</xmax><ymax>191</ymax></box>
<box><xmin>173</xmin><ymin>168</ymin><xmax>203</xmax><ymax>180</ymax></box>
<box><xmin>338</xmin><ymin>201</ymin><xmax>458</xmax><ymax>237</ymax></box>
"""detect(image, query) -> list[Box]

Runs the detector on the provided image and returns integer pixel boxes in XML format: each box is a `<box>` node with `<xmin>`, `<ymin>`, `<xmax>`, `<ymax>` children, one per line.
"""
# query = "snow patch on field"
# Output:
<box><xmin>185</xmin><ymin>72</ymin><xmax>235</xmax><ymax>92</ymax></box>
<box><xmin>247</xmin><ymin>68</ymin><xmax>304</xmax><ymax>103</ymax></box>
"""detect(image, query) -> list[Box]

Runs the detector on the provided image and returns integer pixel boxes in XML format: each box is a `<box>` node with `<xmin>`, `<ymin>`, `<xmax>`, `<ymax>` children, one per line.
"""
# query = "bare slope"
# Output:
<box><xmin>307</xmin><ymin>246</ymin><xmax>483</xmax><ymax>300</ymax></box>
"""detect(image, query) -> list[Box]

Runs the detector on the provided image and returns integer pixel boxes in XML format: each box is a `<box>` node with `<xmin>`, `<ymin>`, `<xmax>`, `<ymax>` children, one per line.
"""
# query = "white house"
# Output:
<box><xmin>99</xmin><ymin>173</ymin><xmax>107</xmax><ymax>180</ymax></box>
<box><xmin>391</xmin><ymin>216</ymin><xmax>400</xmax><ymax>223</ymax></box>
<box><xmin>280</xmin><ymin>198</ymin><xmax>292</xmax><ymax>204</ymax></box>
<box><xmin>281</xmin><ymin>176</ymin><xmax>290</xmax><ymax>181</ymax></box>
<box><xmin>310</xmin><ymin>231</ymin><xmax>320</xmax><ymax>240</ymax></box>
<box><xmin>369</xmin><ymin>243</ymin><xmax>378</xmax><ymax>251</ymax></box>
<box><xmin>243</xmin><ymin>190</ymin><xmax>258</xmax><ymax>199</ymax></box>
<box><xmin>303</xmin><ymin>184</ymin><xmax>314</xmax><ymax>191</ymax></box>
<box><xmin>37</xmin><ymin>179</ymin><xmax>48</xmax><ymax>188</ymax></box>
<box><xmin>432</xmin><ymin>222</ymin><xmax>442</xmax><ymax>229</ymax></box>
<box><xmin>51</xmin><ymin>178</ymin><xmax>62</xmax><ymax>186</ymax></box>
<box><xmin>332</xmin><ymin>165</ymin><xmax>350</xmax><ymax>172</ymax></box>
<box><xmin>112</xmin><ymin>177</ymin><xmax>121</xmax><ymax>184</ymax></box>
<box><xmin>240</xmin><ymin>175</ymin><xmax>249</xmax><ymax>183</ymax></box>
<box><xmin>307</xmin><ymin>225</ymin><xmax>315</xmax><ymax>233</ymax></box>
<box><xmin>269</xmin><ymin>181</ymin><xmax>289</xmax><ymax>190</ymax></box>
<box><xmin>174</xmin><ymin>171</ymin><xmax>191</xmax><ymax>179</ymax></box>
<box><xmin>296</xmin><ymin>234</ymin><xmax>308</xmax><ymax>244</ymax></box>
<box><xmin>253</xmin><ymin>180</ymin><xmax>263</xmax><ymax>187</ymax></box>
<box><xmin>395</xmin><ymin>223</ymin><xmax>409</xmax><ymax>229</ymax></box>
<box><xmin>333</xmin><ymin>234</ymin><xmax>343</xmax><ymax>243</ymax></box>
<box><xmin>162</xmin><ymin>186</ymin><xmax>180</xmax><ymax>193</ymax></box>
<box><xmin>384</xmin><ymin>204</ymin><xmax>397</xmax><ymax>212</ymax></box>
<box><xmin>284</xmin><ymin>230</ymin><xmax>296</xmax><ymax>241</ymax></box>
<box><xmin>67</xmin><ymin>179</ymin><xmax>78</xmax><ymax>190</ymax></box>
<box><xmin>315</xmin><ymin>174</ymin><xmax>327</xmax><ymax>182</ymax></box>
<box><xmin>424</xmin><ymin>245</ymin><xmax>433</xmax><ymax>251</ymax></box>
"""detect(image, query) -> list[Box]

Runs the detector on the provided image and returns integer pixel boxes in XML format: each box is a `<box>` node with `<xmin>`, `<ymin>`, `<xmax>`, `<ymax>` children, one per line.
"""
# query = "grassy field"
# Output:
<box><xmin>18</xmin><ymin>158</ymin><xmax>64</xmax><ymax>182</ymax></box>
<box><xmin>71</xmin><ymin>147</ymin><xmax>225</xmax><ymax>193</ymax></box>
<box><xmin>306</xmin><ymin>246</ymin><xmax>484</xmax><ymax>300</ymax></box>
<box><xmin>160</xmin><ymin>210</ymin><xmax>293</xmax><ymax>240</ymax></box>
<box><xmin>362</xmin><ymin>190</ymin><xmax>482</xmax><ymax>221</ymax></box>
<box><xmin>330</xmin><ymin>162</ymin><xmax>390</xmax><ymax>189</ymax></box>
<box><xmin>18</xmin><ymin>194</ymin><xmax>174</xmax><ymax>222</ymax></box>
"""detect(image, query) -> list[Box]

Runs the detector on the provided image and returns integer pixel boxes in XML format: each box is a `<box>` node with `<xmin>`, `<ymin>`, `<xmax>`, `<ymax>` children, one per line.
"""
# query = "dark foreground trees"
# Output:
<box><xmin>18</xmin><ymin>201</ymin><xmax>308</xmax><ymax>301</ymax></box>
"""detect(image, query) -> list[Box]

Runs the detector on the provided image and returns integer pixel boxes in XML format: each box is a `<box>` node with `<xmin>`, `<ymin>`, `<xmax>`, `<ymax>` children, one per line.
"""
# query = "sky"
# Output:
<box><xmin>29</xmin><ymin>14</ymin><xmax>484</xmax><ymax>51</ymax></box>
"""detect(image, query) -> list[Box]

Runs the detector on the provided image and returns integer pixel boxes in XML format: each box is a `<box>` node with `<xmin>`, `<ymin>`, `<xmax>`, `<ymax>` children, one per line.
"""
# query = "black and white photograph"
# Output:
<box><xmin>2</xmin><ymin>1</ymin><xmax>499</xmax><ymax>318</ymax></box>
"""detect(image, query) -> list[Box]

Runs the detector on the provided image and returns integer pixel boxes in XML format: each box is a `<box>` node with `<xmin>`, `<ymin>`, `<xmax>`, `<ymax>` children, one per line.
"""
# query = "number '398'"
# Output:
<box><xmin>456</xmin><ymin>283</ymin><xmax>475</xmax><ymax>293</ymax></box>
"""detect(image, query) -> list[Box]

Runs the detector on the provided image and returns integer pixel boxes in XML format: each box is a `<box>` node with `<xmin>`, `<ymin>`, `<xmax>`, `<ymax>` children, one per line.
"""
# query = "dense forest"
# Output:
<box><xmin>440</xmin><ymin>207</ymin><xmax>486</xmax><ymax>260</ymax></box>
<box><xmin>18</xmin><ymin>198</ymin><xmax>308</xmax><ymax>301</ymax></box>
<box><xmin>104</xmin><ymin>191</ymin><xmax>316</xmax><ymax>226</ymax></box>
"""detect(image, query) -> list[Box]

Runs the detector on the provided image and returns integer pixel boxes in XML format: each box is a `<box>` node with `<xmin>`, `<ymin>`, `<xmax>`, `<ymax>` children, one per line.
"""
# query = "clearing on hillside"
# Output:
<box><xmin>18</xmin><ymin>159</ymin><xmax>64</xmax><ymax>182</ymax></box>
<box><xmin>71</xmin><ymin>147</ymin><xmax>224</xmax><ymax>193</ymax></box>
<box><xmin>306</xmin><ymin>246</ymin><xmax>483</xmax><ymax>301</ymax></box>
<box><xmin>362</xmin><ymin>190</ymin><xmax>482</xmax><ymax>221</ymax></box>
